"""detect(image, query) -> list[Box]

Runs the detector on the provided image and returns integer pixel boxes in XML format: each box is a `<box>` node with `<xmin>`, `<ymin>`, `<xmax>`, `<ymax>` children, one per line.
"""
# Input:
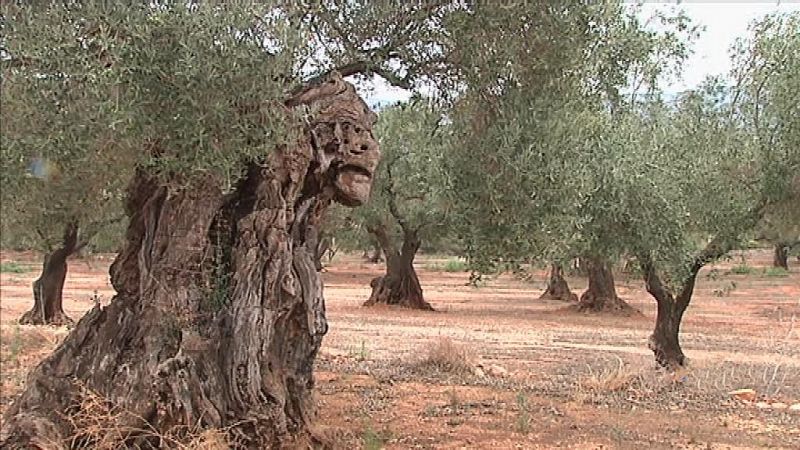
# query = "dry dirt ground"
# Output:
<box><xmin>1</xmin><ymin>249</ymin><xmax>799</xmax><ymax>449</ymax></box>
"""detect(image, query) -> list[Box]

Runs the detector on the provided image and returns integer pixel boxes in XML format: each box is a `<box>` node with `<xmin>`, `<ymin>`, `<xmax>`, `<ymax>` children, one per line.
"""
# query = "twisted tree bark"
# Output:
<box><xmin>1</xmin><ymin>74</ymin><xmax>379</xmax><ymax>449</ymax></box>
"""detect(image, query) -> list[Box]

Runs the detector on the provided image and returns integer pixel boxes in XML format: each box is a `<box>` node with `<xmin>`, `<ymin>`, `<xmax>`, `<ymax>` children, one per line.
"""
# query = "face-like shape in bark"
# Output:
<box><xmin>315</xmin><ymin>116</ymin><xmax>380</xmax><ymax>206</ymax></box>
<box><xmin>303</xmin><ymin>77</ymin><xmax>380</xmax><ymax>207</ymax></box>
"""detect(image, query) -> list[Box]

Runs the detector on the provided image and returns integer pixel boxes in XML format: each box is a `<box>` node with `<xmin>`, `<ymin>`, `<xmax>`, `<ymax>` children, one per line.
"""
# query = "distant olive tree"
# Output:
<box><xmin>348</xmin><ymin>101</ymin><xmax>449</xmax><ymax>310</ymax></box>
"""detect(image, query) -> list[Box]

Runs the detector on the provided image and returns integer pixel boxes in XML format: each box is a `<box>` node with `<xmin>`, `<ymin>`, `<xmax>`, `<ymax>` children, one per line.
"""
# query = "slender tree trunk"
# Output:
<box><xmin>576</xmin><ymin>257</ymin><xmax>636</xmax><ymax>314</ymax></box>
<box><xmin>538</xmin><ymin>263</ymin><xmax>577</xmax><ymax>302</ymax></box>
<box><xmin>773</xmin><ymin>242</ymin><xmax>789</xmax><ymax>269</ymax></box>
<box><xmin>363</xmin><ymin>225</ymin><xmax>432</xmax><ymax>310</ymax></box>
<box><xmin>1</xmin><ymin>75</ymin><xmax>378</xmax><ymax>448</ymax></box>
<box><xmin>19</xmin><ymin>222</ymin><xmax>80</xmax><ymax>326</ymax></box>
<box><xmin>642</xmin><ymin>260</ymin><xmax>698</xmax><ymax>368</ymax></box>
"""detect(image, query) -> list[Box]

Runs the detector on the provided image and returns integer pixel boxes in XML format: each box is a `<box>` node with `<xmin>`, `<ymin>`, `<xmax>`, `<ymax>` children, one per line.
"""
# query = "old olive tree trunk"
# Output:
<box><xmin>576</xmin><ymin>257</ymin><xmax>637</xmax><ymax>314</ymax></box>
<box><xmin>538</xmin><ymin>263</ymin><xmax>578</xmax><ymax>303</ymax></box>
<box><xmin>1</xmin><ymin>75</ymin><xmax>379</xmax><ymax>449</ymax></box>
<box><xmin>363</xmin><ymin>224</ymin><xmax>433</xmax><ymax>310</ymax></box>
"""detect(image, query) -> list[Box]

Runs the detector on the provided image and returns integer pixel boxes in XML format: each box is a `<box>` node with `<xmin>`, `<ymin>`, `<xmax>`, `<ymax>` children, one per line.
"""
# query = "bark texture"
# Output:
<box><xmin>1</xmin><ymin>74</ymin><xmax>379</xmax><ymax>449</ymax></box>
<box><xmin>19</xmin><ymin>222</ymin><xmax>80</xmax><ymax>326</ymax></box>
<box><xmin>313</xmin><ymin>231</ymin><xmax>335</xmax><ymax>271</ymax></box>
<box><xmin>576</xmin><ymin>258</ymin><xmax>636</xmax><ymax>314</ymax></box>
<box><xmin>538</xmin><ymin>263</ymin><xmax>577</xmax><ymax>302</ymax></box>
<box><xmin>363</xmin><ymin>225</ymin><xmax>432</xmax><ymax>310</ymax></box>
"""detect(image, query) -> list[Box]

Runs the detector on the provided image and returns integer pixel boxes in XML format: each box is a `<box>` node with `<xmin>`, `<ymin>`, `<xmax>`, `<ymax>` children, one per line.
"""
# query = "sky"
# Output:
<box><xmin>358</xmin><ymin>1</ymin><xmax>800</xmax><ymax>108</ymax></box>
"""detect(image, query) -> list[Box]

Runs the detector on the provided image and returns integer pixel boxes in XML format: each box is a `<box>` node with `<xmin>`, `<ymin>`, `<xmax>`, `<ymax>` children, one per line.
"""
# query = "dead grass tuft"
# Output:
<box><xmin>578</xmin><ymin>359</ymin><xmax>641</xmax><ymax>393</ymax></box>
<box><xmin>65</xmin><ymin>384</ymin><xmax>232</xmax><ymax>449</ymax></box>
<box><xmin>411</xmin><ymin>337</ymin><xmax>477</xmax><ymax>375</ymax></box>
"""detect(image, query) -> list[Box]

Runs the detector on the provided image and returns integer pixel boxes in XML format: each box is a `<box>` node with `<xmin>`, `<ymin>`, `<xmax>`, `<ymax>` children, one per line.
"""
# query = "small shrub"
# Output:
<box><xmin>426</xmin><ymin>259</ymin><xmax>468</xmax><ymax>272</ymax></box>
<box><xmin>362</xmin><ymin>426</ymin><xmax>391</xmax><ymax>450</ymax></box>
<box><xmin>515</xmin><ymin>392</ymin><xmax>531</xmax><ymax>435</ymax></box>
<box><xmin>442</xmin><ymin>259</ymin><xmax>468</xmax><ymax>272</ymax></box>
<box><xmin>705</xmin><ymin>268</ymin><xmax>721</xmax><ymax>281</ymax></box>
<box><xmin>730</xmin><ymin>264</ymin><xmax>753</xmax><ymax>275</ymax></box>
<box><xmin>446</xmin><ymin>388</ymin><xmax>461</xmax><ymax>409</ymax></box>
<box><xmin>422</xmin><ymin>404</ymin><xmax>438</xmax><ymax>417</ymax></box>
<box><xmin>348</xmin><ymin>340</ymin><xmax>370</xmax><ymax>361</ymax></box>
<box><xmin>579</xmin><ymin>361</ymin><xmax>640</xmax><ymax>393</ymax></box>
<box><xmin>412</xmin><ymin>337</ymin><xmax>476</xmax><ymax>375</ymax></box>
<box><xmin>0</xmin><ymin>261</ymin><xmax>27</xmax><ymax>273</ymax></box>
<box><xmin>762</xmin><ymin>267</ymin><xmax>789</xmax><ymax>278</ymax></box>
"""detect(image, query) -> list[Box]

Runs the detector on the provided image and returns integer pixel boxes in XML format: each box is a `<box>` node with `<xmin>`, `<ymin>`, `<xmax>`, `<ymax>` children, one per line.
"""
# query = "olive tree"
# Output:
<box><xmin>351</xmin><ymin>102</ymin><xmax>448</xmax><ymax>310</ymax></box>
<box><xmin>444</xmin><ymin>1</ymin><xmax>696</xmax><ymax>313</ymax></box>
<box><xmin>633</xmin><ymin>12</ymin><xmax>800</xmax><ymax>367</ymax></box>
<box><xmin>0</xmin><ymin>1</ymin><xmax>455</xmax><ymax>447</ymax></box>
<box><xmin>1</xmin><ymin>69</ymin><xmax>126</xmax><ymax>324</ymax></box>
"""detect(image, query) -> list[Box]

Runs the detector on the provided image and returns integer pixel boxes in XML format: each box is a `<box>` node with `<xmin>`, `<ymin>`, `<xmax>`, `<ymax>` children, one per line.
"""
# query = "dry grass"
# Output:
<box><xmin>64</xmin><ymin>384</ymin><xmax>232</xmax><ymax>450</ymax></box>
<box><xmin>411</xmin><ymin>337</ymin><xmax>477</xmax><ymax>375</ymax></box>
<box><xmin>578</xmin><ymin>358</ymin><xmax>642</xmax><ymax>393</ymax></box>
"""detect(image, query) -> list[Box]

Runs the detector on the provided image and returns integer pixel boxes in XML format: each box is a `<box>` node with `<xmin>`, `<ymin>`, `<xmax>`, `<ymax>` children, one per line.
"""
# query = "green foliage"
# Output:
<box><xmin>444</xmin><ymin>2</ymin><xmax>698</xmax><ymax>274</ymax></box>
<box><xmin>1</xmin><ymin>1</ymin><xmax>460</xmax><ymax>255</ymax></box>
<box><xmin>426</xmin><ymin>259</ymin><xmax>468</xmax><ymax>273</ymax></box>
<box><xmin>0</xmin><ymin>262</ymin><xmax>28</xmax><ymax>274</ymax></box>
<box><xmin>445</xmin><ymin>5</ymin><xmax>798</xmax><ymax>295</ymax></box>
<box><xmin>303</xmin><ymin>1</ymin><xmax>457</xmax><ymax>93</ymax></box>
<box><xmin>442</xmin><ymin>259</ymin><xmax>468</xmax><ymax>273</ymax></box>
<box><xmin>1</xmin><ymin>2</ymin><xmax>303</xmax><ymax>252</ymax></box>
<box><xmin>762</xmin><ymin>267</ymin><xmax>789</xmax><ymax>278</ymax></box>
<box><xmin>2</xmin><ymin>2</ymin><xmax>299</xmax><ymax>180</ymax></box>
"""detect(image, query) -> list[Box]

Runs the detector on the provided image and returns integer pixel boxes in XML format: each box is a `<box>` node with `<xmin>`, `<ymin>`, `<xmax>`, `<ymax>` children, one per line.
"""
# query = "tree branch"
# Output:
<box><xmin>292</xmin><ymin>60</ymin><xmax>412</xmax><ymax>99</ymax></box>
<box><xmin>383</xmin><ymin>155</ymin><xmax>413</xmax><ymax>235</ymax></box>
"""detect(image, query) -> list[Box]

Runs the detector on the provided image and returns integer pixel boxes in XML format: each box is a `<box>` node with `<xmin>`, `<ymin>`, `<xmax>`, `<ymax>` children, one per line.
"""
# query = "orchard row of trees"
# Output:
<box><xmin>1</xmin><ymin>1</ymin><xmax>797</xmax><ymax>448</ymax></box>
<box><xmin>338</xmin><ymin>9</ymin><xmax>799</xmax><ymax>368</ymax></box>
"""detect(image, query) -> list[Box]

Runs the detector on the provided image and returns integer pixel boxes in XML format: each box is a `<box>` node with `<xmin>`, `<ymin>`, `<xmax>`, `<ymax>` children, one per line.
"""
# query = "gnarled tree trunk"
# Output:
<box><xmin>773</xmin><ymin>242</ymin><xmax>789</xmax><ymax>269</ymax></box>
<box><xmin>538</xmin><ymin>263</ymin><xmax>577</xmax><ymax>302</ymax></box>
<box><xmin>641</xmin><ymin>259</ymin><xmax>698</xmax><ymax>368</ymax></box>
<box><xmin>363</xmin><ymin>225</ymin><xmax>432</xmax><ymax>310</ymax></box>
<box><xmin>576</xmin><ymin>257</ymin><xmax>636</xmax><ymax>314</ymax></box>
<box><xmin>1</xmin><ymin>75</ymin><xmax>379</xmax><ymax>449</ymax></box>
<box><xmin>19</xmin><ymin>222</ymin><xmax>83</xmax><ymax>326</ymax></box>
